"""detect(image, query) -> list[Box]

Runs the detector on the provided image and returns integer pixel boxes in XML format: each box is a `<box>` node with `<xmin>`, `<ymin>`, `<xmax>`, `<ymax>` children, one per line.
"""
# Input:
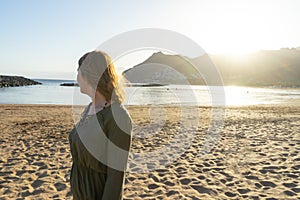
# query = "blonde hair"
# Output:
<box><xmin>78</xmin><ymin>50</ymin><xmax>125</xmax><ymax>103</ymax></box>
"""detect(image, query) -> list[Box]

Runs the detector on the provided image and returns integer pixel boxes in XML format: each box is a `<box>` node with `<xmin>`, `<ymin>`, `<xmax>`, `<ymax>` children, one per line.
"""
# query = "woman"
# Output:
<box><xmin>68</xmin><ymin>50</ymin><xmax>132</xmax><ymax>199</ymax></box>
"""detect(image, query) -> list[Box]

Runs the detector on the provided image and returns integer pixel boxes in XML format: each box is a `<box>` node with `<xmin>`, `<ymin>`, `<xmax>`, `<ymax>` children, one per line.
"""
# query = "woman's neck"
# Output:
<box><xmin>89</xmin><ymin>92</ymin><xmax>111</xmax><ymax>115</ymax></box>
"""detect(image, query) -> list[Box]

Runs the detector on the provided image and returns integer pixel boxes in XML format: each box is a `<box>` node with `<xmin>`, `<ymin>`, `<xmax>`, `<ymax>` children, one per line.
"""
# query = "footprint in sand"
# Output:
<box><xmin>259</xmin><ymin>180</ymin><xmax>276</xmax><ymax>188</ymax></box>
<box><xmin>237</xmin><ymin>188</ymin><xmax>250</xmax><ymax>195</ymax></box>
<box><xmin>225</xmin><ymin>191</ymin><xmax>237</xmax><ymax>198</ymax></box>
<box><xmin>54</xmin><ymin>182</ymin><xmax>67</xmax><ymax>191</ymax></box>
<box><xmin>31</xmin><ymin>179</ymin><xmax>44</xmax><ymax>188</ymax></box>
<box><xmin>166</xmin><ymin>190</ymin><xmax>179</xmax><ymax>197</ymax></box>
<box><xmin>191</xmin><ymin>185</ymin><xmax>217</xmax><ymax>196</ymax></box>
<box><xmin>284</xmin><ymin>190</ymin><xmax>296</xmax><ymax>196</ymax></box>
<box><xmin>179</xmin><ymin>178</ymin><xmax>191</xmax><ymax>185</ymax></box>
<box><xmin>148</xmin><ymin>183</ymin><xmax>160</xmax><ymax>190</ymax></box>
<box><xmin>283</xmin><ymin>182</ymin><xmax>297</xmax><ymax>188</ymax></box>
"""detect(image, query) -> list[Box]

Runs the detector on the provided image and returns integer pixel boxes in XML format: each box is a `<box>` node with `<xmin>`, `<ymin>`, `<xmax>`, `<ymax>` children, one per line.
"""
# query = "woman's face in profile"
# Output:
<box><xmin>77</xmin><ymin>69</ymin><xmax>90</xmax><ymax>95</ymax></box>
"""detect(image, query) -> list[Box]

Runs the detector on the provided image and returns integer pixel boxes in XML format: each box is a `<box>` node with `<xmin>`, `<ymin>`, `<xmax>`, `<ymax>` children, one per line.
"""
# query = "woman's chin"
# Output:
<box><xmin>80</xmin><ymin>88</ymin><xmax>86</xmax><ymax>95</ymax></box>
<box><xmin>80</xmin><ymin>89</ymin><xmax>91</xmax><ymax>98</ymax></box>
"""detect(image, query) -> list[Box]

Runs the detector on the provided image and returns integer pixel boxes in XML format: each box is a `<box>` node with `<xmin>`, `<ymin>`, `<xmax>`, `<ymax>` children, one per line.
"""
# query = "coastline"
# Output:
<box><xmin>0</xmin><ymin>104</ymin><xmax>299</xmax><ymax>199</ymax></box>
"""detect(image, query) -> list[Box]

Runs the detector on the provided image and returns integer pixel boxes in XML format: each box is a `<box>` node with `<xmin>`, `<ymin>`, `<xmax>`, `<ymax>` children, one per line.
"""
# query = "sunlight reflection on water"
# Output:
<box><xmin>0</xmin><ymin>80</ymin><xmax>299</xmax><ymax>106</ymax></box>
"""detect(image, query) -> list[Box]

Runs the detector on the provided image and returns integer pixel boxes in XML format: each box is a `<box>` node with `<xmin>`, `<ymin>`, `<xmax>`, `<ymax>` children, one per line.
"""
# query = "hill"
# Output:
<box><xmin>123</xmin><ymin>49</ymin><xmax>300</xmax><ymax>87</ymax></box>
<box><xmin>123</xmin><ymin>52</ymin><xmax>206</xmax><ymax>85</ymax></box>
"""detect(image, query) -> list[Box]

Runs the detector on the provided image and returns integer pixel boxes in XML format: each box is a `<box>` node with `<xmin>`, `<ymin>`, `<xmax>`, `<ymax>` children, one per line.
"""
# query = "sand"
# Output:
<box><xmin>0</xmin><ymin>104</ymin><xmax>299</xmax><ymax>199</ymax></box>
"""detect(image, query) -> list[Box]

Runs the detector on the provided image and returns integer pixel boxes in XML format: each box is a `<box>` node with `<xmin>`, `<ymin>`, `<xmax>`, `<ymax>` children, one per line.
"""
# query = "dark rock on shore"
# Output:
<box><xmin>59</xmin><ymin>82</ymin><xmax>78</xmax><ymax>86</ymax></box>
<box><xmin>0</xmin><ymin>75</ymin><xmax>42</xmax><ymax>88</ymax></box>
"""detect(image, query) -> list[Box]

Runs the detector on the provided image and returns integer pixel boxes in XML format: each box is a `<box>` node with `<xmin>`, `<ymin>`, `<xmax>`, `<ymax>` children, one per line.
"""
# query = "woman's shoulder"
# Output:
<box><xmin>112</xmin><ymin>103</ymin><xmax>132</xmax><ymax>122</ymax></box>
<box><xmin>96</xmin><ymin>102</ymin><xmax>130</xmax><ymax>118</ymax></box>
<box><xmin>80</xmin><ymin>102</ymin><xmax>92</xmax><ymax>117</ymax></box>
<box><xmin>101</xmin><ymin>103</ymin><xmax>132</xmax><ymax>132</ymax></box>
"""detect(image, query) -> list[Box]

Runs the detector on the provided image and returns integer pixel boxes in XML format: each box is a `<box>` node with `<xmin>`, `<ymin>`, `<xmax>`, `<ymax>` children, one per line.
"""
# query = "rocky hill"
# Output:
<box><xmin>123</xmin><ymin>49</ymin><xmax>300</xmax><ymax>87</ymax></box>
<box><xmin>123</xmin><ymin>52</ymin><xmax>206</xmax><ymax>85</ymax></box>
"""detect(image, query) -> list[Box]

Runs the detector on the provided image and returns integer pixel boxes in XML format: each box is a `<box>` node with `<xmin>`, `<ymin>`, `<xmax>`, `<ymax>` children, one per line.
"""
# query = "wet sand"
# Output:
<box><xmin>0</xmin><ymin>104</ymin><xmax>299</xmax><ymax>199</ymax></box>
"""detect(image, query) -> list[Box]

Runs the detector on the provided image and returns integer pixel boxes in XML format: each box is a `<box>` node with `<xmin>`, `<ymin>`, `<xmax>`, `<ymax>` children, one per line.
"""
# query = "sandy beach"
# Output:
<box><xmin>0</xmin><ymin>104</ymin><xmax>299</xmax><ymax>199</ymax></box>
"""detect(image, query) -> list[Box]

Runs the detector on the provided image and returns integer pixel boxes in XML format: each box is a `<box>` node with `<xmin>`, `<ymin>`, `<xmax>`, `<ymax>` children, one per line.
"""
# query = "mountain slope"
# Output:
<box><xmin>123</xmin><ymin>49</ymin><xmax>300</xmax><ymax>87</ymax></box>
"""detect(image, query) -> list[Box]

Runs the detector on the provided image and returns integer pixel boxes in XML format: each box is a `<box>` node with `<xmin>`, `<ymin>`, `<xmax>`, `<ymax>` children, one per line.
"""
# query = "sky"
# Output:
<box><xmin>0</xmin><ymin>0</ymin><xmax>299</xmax><ymax>79</ymax></box>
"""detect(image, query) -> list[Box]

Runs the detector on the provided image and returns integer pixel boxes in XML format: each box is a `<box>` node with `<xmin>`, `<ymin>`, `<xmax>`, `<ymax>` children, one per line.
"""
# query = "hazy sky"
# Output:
<box><xmin>0</xmin><ymin>0</ymin><xmax>299</xmax><ymax>79</ymax></box>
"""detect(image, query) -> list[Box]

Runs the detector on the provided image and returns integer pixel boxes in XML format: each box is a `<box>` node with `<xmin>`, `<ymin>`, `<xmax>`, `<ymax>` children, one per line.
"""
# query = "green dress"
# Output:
<box><xmin>68</xmin><ymin>102</ymin><xmax>132</xmax><ymax>200</ymax></box>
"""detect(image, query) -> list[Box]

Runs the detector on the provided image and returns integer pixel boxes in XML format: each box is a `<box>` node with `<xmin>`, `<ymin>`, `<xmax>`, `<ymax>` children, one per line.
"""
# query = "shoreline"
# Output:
<box><xmin>1</xmin><ymin>102</ymin><xmax>300</xmax><ymax>108</ymax></box>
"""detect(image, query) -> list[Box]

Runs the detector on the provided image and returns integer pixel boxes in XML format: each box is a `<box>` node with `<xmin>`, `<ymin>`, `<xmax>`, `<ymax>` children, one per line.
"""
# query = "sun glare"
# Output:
<box><xmin>225</xmin><ymin>86</ymin><xmax>252</xmax><ymax>106</ymax></box>
<box><xmin>167</xmin><ymin>0</ymin><xmax>280</xmax><ymax>55</ymax></box>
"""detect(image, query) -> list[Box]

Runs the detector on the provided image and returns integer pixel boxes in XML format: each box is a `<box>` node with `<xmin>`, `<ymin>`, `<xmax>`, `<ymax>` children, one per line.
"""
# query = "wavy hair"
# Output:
<box><xmin>78</xmin><ymin>50</ymin><xmax>125</xmax><ymax>103</ymax></box>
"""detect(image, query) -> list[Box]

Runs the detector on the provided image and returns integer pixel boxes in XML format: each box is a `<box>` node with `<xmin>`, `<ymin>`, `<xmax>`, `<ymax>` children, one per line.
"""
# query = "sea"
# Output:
<box><xmin>0</xmin><ymin>79</ymin><xmax>300</xmax><ymax>106</ymax></box>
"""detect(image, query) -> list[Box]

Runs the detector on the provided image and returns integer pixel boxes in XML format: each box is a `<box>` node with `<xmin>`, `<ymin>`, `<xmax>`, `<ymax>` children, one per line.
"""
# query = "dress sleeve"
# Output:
<box><xmin>102</xmin><ymin>111</ymin><xmax>132</xmax><ymax>200</ymax></box>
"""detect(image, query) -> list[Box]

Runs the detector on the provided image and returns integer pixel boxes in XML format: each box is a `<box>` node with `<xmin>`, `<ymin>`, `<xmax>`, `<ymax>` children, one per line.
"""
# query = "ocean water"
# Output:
<box><xmin>0</xmin><ymin>79</ymin><xmax>299</xmax><ymax>106</ymax></box>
